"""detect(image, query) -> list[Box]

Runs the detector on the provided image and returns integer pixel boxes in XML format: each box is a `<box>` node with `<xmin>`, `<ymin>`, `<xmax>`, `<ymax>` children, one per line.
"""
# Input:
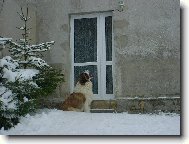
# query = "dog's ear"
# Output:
<box><xmin>84</xmin><ymin>70</ymin><xmax>89</xmax><ymax>75</ymax></box>
<box><xmin>79</xmin><ymin>73</ymin><xmax>90</xmax><ymax>85</ymax></box>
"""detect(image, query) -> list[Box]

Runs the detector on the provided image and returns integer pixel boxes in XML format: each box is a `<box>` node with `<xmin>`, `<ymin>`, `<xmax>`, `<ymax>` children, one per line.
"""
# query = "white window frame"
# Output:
<box><xmin>70</xmin><ymin>12</ymin><xmax>114</xmax><ymax>100</ymax></box>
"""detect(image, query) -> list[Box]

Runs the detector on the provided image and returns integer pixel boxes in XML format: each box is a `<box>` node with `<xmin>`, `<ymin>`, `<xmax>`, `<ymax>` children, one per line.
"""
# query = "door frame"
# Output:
<box><xmin>70</xmin><ymin>12</ymin><xmax>114</xmax><ymax>100</ymax></box>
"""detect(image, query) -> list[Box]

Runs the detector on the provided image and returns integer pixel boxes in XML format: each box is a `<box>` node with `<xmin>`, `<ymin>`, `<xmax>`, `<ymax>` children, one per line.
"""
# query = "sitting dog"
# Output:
<box><xmin>61</xmin><ymin>70</ymin><xmax>93</xmax><ymax>112</ymax></box>
<box><xmin>60</xmin><ymin>92</ymin><xmax>86</xmax><ymax>112</ymax></box>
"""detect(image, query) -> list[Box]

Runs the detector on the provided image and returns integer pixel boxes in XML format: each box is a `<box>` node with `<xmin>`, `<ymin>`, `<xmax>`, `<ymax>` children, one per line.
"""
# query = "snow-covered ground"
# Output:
<box><xmin>0</xmin><ymin>109</ymin><xmax>180</xmax><ymax>135</ymax></box>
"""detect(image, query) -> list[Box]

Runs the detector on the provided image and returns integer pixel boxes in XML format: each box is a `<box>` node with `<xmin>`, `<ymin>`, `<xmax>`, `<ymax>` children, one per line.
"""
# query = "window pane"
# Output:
<box><xmin>105</xmin><ymin>16</ymin><xmax>112</xmax><ymax>61</ymax></box>
<box><xmin>74</xmin><ymin>18</ymin><xmax>97</xmax><ymax>63</ymax></box>
<box><xmin>106</xmin><ymin>65</ymin><xmax>113</xmax><ymax>94</ymax></box>
<box><xmin>74</xmin><ymin>65</ymin><xmax>98</xmax><ymax>94</ymax></box>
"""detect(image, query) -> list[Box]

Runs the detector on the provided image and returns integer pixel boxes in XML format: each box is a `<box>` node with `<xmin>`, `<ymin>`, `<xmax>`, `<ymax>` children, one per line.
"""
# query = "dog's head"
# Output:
<box><xmin>79</xmin><ymin>70</ymin><xmax>92</xmax><ymax>85</ymax></box>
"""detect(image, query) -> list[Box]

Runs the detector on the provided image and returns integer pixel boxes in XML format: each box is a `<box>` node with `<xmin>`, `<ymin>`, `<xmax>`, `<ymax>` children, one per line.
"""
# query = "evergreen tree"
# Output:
<box><xmin>0</xmin><ymin>7</ymin><xmax>64</xmax><ymax>130</ymax></box>
<box><xmin>6</xmin><ymin>7</ymin><xmax>55</xmax><ymax>69</ymax></box>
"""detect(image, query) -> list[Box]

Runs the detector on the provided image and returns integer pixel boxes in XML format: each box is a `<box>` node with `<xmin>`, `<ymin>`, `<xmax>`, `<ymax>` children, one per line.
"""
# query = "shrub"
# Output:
<box><xmin>0</xmin><ymin>7</ymin><xmax>64</xmax><ymax>130</ymax></box>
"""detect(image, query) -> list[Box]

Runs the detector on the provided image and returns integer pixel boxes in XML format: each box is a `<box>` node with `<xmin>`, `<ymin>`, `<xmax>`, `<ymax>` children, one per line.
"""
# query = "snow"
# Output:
<box><xmin>18</xmin><ymin>27</ymin><xmax>25</xmax><ymax>30</ymax></box>
<box><xmin>0</xmin><ymin>38</ymin><xmax>12</xmax><ymax>45</ymax></box>
<box><xmin>0</xmin><ymin>56</ymin><xmax>19</xmax><ymax>70</ymax></box>
<box><xmin>0</xmin><ymin>56</ymin><xmax>39</xmax><ymax>110</ymax></box>
<box><xmin>23</xmin><ymin>97</ymin><xmax>29</xmax><ymax>102</ymax></box>
<box><xmin>28</xmin><ymin>57</ymin><xmax>49</xmax><ymax>68</ymax></box>
<box><xmin>0</xmin><ymin>86</ymin><xmax>15</xmax><ymax>109</ymax></box>
<box><xmin>0</xmin><ymin>109</ymin><xmax>180</xmax><ymax>135</ymax></box>
<box><xmin>16</xmin><ymin>69</ymin><xmax>39</xmax><ymax>81</ymax></box>
<box><xmin>0</xmin><ymin>56</ymin><xmax>39</xmax><ymax>81</ymax></box>
<box><xmin>2</xmin><ymin>68</ymin><xmax>18</xmax><ymax>82</ymax></box>
<box><xmin>0</xmin><ymin>67</ymin><xmax>39</xmax><ymax>109</ymax></box>
<box><xmin>29</xmin><ymin>41</ymin><xmax>55</xmax><ymax>52</ymax></box>
<box><xmin>2</xmin><ymin>68</ymin><xmax>39</xmax><ymax>82</ymax></box>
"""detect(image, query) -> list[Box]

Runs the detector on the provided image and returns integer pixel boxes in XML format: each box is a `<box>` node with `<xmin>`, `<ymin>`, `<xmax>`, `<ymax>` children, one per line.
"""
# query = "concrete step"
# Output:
<box><xmin>90</xmin><ymin>100</ymin><xmax>117</xmax><ymax>113</ymax></box>
<box><xmin>90</xmin><ymin>109</ymin><xmax>116</xmax><ymax>113</ymax></box>
<box><xmin>39</xmin><ymin>96</ymin><xmax>180</xmax><ymax>114</ymax></box>
<box><xmin>91</xmin><ymin>100</ymin><xmax>117</xmax><ymax>109</ymax></box>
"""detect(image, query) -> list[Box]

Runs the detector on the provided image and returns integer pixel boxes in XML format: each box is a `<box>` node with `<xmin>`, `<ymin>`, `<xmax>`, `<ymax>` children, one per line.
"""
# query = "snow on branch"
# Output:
<box><xmin>0</xmin><ymin>37</ymin><xmax>12</xmax><ymax>45</ymax></box>
<box><xmin>7</xmin><ymin>41</ymin><xmax>22</xmax><ymax>49</ymax></box>
<box><xmin>29</xmin><ymin>41</ymin><xmax>55</xmax><ymax>52</ymax></box>
<box><xmin>7</xmin><ymin>41</ymin><xmax>24</xmax><ymax>57</ymax></box>
<box><xmin>0</xmin><ymin>56</ymin><xmax>19</xmax><ymax>70</ymax></box>
<box><xmin>28</xmin><ymin>56</ymin><xmax>49</xmax><ymax>68</ymax></box>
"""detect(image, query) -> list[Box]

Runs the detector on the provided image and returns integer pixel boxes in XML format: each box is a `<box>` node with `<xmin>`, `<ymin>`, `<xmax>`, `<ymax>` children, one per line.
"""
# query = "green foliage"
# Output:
<box><xmin>5</xmin><ymin>79</ymin><xmax>39</xmax><ymax>113</ymax></box>
<box><xmin>0</xmin><ymin>67</ymin><xmax>64</xmax><ymax>130</ymax></box>
<box><xmin>0</xmin><ymin>95</ymin><xmax>19</xmax><ymax>130</ymax></box>
<box><xmin>0</xmin><ymin>107</ymin><xmax>19</xmax><ymax>130</ymax></box>
<box><xmin>33</xmin><ymin>67</ymin><xmax>64</xmax><ymax>97</ymax></box>
<box><xmin>0</xmin><ymin>79</ymin><xmax>38</xmax><ymax>130</ymax></box>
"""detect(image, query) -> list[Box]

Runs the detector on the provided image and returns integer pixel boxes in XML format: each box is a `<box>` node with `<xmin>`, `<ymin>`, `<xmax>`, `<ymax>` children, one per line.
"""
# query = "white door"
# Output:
<box><xmin>70</xmin><ymin>12</ymin><xmax>114</xmax><ymax>100</ymax></box>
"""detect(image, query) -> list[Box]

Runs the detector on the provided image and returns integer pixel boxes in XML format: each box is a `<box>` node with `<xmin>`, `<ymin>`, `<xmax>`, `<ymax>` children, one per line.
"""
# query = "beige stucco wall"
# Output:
<box><xmin>113</xmin><ymin>0</ymin><xmax>180</xmax><ymax>98</ymax></box>
<box><xmin>0</xmin><ymin>0</ymin><xmax>180</xmax><ymax>99</ymax></box>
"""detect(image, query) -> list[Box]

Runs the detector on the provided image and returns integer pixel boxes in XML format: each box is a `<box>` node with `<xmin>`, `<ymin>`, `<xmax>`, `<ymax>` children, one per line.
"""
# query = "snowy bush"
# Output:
<box><xmin>0</xmin><ymin>86</ymin><xmax>17</xmax><ymax>130</ymax></box>
<box><xmin>33</xmin><ymin>67</ymin><xmax>64</xmax><ymax>96</ymax></box>
<box><xmin>0</xmin><ymin>56</ymin><xmax>40</xmax><ymax>130</ymax></box>
<box><xmin>0</xmin><ymin>7</ymin><xmax>64</xmax><ymax>130</ymax></box>
<box><xmin>0</xmin><ymin>37</ymin><xmax>12</xmax><ymax>49</ymax></box>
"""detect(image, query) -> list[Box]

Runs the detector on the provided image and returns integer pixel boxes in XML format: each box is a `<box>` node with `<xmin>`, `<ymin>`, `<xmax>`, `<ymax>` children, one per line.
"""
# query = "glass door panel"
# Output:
<box><xmin>71</xmin><ymin>13</ymin><xmax>113</xmax><ymax>99</ymax></box>
<box><xmin>106</xmin><ymin>65</ymin><xmax>113</xmax><ymax>94</ymax></box>
<box><xmin>74</xmin><ymin>65</ymin><xmax>98</xmax><ymax>94</ymax></box>
<box><xmin>105</xmin><ymin>16</ymin><xmax>113</xmax><ymax>95</ymax></box>
<box><xmin>74</xmin><ymin>18</ymin><xmax>97</xmax><ymax>63</ymax></box>
<box><xmin>105</xmin><ymin>16</ymin><xmax>112</xmax><ymax>61</ymax></box>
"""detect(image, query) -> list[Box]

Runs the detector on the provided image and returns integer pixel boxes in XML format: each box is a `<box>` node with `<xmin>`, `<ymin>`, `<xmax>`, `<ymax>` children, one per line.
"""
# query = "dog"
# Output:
<box><xmin>60</xmin><ymin>92</ymin><xmax>86</xmax><ymax>112</ymax></box>
<box><xmin>61</xmin><ymin>70</ymin><xmax>93</xmax><ymax>112</ymax></box>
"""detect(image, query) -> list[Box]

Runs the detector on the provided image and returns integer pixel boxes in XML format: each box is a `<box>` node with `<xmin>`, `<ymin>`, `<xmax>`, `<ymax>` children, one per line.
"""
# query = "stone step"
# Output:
<box><xmin>90</xmin><ymin>100</ymin><xmax>117</xmax><ymax>113</ymax></box>
<box><xmin>90</xmin><ymin>100</ymin><xmax>117</xmax><ymax>109</ymax></box>
<box><xmin>90</xmin><ymin>109</ymin><xmax>116</xmax><ymax>113</ymax></box>
<box><xmin>39</xmin><ymin>97</ymin><xmax>180</xmax><ymax>113</ymax></box>
<box><xmin>116</xmin><ymin>97</ymin><xmax>180</xmax><ymax>113</ymax></box>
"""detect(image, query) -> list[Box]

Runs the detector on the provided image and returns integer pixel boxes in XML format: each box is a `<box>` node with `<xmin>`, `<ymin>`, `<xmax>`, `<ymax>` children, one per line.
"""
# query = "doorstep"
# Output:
<box><xmin>90</xmin><ymin>100</ymin><xmax>117</xmax><ymax>113</ymax></box>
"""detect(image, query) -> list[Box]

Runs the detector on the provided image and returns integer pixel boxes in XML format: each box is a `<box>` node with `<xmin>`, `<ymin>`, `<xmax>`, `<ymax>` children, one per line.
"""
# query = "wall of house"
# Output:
<box><xmin>0</xmin><ymin>0</ymin><xmax>180</xmax><ymax>99</ymax></box>
<box><xmin>35</xmin><ymin>0</ymin><xmax>117</xmax><ymax>98</ymax></box>
<box><xmin>113</xmin><ymin>0</ymin><xmax>180</xmax><ymax>98</ymax></box>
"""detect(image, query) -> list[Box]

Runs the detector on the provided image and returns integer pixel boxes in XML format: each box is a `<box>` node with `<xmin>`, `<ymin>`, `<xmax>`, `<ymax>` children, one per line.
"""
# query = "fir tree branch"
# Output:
<box><xmin>7</xmin><ymin>41</ymin><xmax>22</xmax><ymax>49</ymax></box>
<box><xmin>0</xmin><ymin>88</ymin><xmax>9</xmax><ymax>98</ymax></box>
<box><xmin>29</xmin><ymin>41</ymin><xmax>55</xmax><ymax>51</ymax></box>
<box><xmin>17</xmin><ymin>12</ymin><xmax>25</xmax><ymax>21</ymax></box>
